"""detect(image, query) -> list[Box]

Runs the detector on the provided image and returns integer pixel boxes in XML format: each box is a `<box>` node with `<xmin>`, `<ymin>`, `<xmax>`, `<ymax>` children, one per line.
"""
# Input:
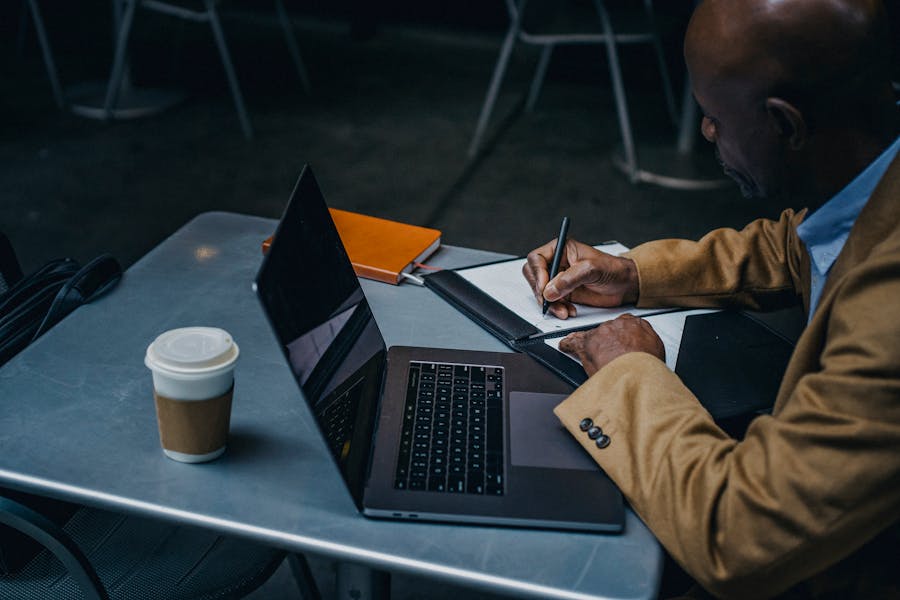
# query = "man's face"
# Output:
<box><xmin>689</xmin><ymin>71</ymin><xmax>785</xmax><ymax>200</ymax></box>
<box><xmin>684</xmin><ymin>3</ymin><xmax>791</xmax><ymax>202</ymax></box>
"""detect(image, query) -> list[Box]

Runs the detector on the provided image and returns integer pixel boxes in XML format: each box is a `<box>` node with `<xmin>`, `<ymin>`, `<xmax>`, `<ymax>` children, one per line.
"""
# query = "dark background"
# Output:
<box><xmin>1</xmin><ymin>1</ymin><xmax>897</xmax><ymax>272</ymax></box>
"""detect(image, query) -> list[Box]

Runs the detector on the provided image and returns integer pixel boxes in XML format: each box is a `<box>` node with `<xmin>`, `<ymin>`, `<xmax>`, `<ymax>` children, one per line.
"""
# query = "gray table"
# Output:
<box><xmin>0</xmin><ymin>212</ymin><xmax>662</xmax><ymax>600</ymax></box>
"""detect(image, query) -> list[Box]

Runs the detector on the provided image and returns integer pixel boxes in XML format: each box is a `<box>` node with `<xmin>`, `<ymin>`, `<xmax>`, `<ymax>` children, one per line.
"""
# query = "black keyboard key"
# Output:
<box><xmin>448</xmin><ymin>475</ymin><xmax>466</xmax><ymax>493</ymax></box>
<box><xmin>395</xmin><ymin>361</ymin><xmax>506</xmax><ymax>495</ymax></box>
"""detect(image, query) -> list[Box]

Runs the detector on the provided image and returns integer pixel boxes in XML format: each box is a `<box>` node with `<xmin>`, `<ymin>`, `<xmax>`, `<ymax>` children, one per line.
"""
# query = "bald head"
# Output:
<box><xmin>686</xmin><ymin>0</ymin><xmax>891</xmax><ymax>127</ymax></box>
<box><xmin>684</xmin><ymin>0</ymin><xmax>897</xmax><ymax>203</ymax></box>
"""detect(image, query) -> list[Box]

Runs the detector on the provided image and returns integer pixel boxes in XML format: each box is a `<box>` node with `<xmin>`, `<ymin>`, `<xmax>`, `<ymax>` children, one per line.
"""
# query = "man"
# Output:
<box><xmin>523</xmin><ymin>1</ymin><xmax>899</xmax><ymax>598</ymax></box>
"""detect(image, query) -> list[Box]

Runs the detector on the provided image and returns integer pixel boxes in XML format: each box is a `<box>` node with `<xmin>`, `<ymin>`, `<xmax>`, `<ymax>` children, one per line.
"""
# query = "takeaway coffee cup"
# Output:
<box><xmin>144</xmin><ymin>327</ymin><xmax>239</xmax><ymax>463</ymax></box>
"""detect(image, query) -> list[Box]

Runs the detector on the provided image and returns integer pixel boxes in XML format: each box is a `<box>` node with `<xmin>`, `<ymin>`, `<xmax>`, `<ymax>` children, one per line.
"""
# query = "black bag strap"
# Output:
<box><xmin>0</xmin><ymin>255</ymin><xmax>122</xmax><ymax>367</ymax></box>
<box><xmin>0</xmin><ymin>259</ymin><xmax>79</xmax><ymax>316</ymax></box>
<box><xmin>0</xmin><ymin>233</ymin><xmax>23</xmax><ymax>295</ymax></box>
<box><xmin>33</xmin><ymin>254</ymin><xmax>122</xmax><ymax>340</ymax></box>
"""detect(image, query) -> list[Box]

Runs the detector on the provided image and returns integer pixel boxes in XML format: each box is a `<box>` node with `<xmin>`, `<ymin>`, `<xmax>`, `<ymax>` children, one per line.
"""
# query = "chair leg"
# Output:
<box><xmin>336</xmin><ymin>562</ymin><xmax>390</xmax><ymax>600</ymax></box>
<box><xmin>644</xmin><ymin>0</ymin><xmax>678</xmax><ymax>128</ymax></box>
<box><xmin>17</xmin><ymin>0</ymin><xmax>29</xmax><ymax>58</ymax></box>
<box><xmin>287</xmin><ymin>554</ymin><xmax>322</xmax><ymax>600</ymax></box>
<box><xmin>525</xmin><ymin>43</ymin><xmax>553</xmax><ymax>113</ymax></box>
<box><xmin>103</xmin><ymin>0</ymin><xmax>139</xmax><ymax>119</ymax></box>
<box><xmin>676</xmin><ymin>72</ymin><xmax>699</xmax><ymax>154</ymax></box>
<box><xmin>594</xmin><ymin>0</ymin><xmax>638</xmax><ymax>181</ymax></box>
<box><xmin>468</xmin><ymin>17</ymin><xmax>520</xmax><ymax>158</ymax></box>
<box><xmin>204</xmin><ymin>0</ymin><xmax>253</xmax><ymax>139</ymax></box>
<box><xmin>274</xmin><ymin>0</ymin><xmax>311</xmax><ymax>93</ymax></box>
<box><xmin>27</xmin><ymin>0</ymin><xmax>65</xmax><ymax>109</ymax></box>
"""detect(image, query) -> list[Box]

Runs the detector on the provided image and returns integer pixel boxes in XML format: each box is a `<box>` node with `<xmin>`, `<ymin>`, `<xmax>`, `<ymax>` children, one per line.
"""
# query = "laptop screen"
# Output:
<box><xmin>254</xmin><ymin>166</ymin><xmax>386</xmax><ymax>507</ymax></box>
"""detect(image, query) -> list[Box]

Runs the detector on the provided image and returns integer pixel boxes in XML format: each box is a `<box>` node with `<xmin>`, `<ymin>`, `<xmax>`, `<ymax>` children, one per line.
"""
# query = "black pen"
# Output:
<box><xmin>542</xmin><ymin>216</ymin><xmax>570</xmax><ymax>316</ymax></box>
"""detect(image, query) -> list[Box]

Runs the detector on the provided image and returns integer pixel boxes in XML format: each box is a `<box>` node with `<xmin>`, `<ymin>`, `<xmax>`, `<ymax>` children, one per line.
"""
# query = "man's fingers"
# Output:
<box><xmin>558</xmin><ymin>332</ymin><xmax>582</xmax><ymax>353</ymax></box>
<box><xmin>524</xmin><ymin>265</ymin><xmax>549</xmax><ymax>306</ymax></box>
<box><xmin>524</xmin><ymin>244</ymin><xmax>557</xmax><ymax>304</ymax></box>
<box><xmin>545</xmin><ymin>259</ymin><xmax>597</xmax><ymax>302</ymax></box>
<box><xmin>547</xmin><ymin>300</ymin><xmax>576</xmax><ymax>319</ymax></box>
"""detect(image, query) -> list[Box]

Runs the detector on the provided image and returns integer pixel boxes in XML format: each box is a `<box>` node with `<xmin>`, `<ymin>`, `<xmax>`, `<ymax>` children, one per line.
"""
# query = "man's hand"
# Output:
<box><xmin>523</xmin><ymin>239</ymin><xmax>639</xmax><ymax>319</ymax></box>
<box><xmin>559</xmin><ymin>314</ymin><xmax>665</xmax><ymax>376</ymax></box>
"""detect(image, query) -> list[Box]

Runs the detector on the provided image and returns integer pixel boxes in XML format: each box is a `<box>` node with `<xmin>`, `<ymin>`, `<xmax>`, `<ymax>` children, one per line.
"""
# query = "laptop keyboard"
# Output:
<box><xmin>395</xmin><ymin>361</ymin><xmax>505</xmax><ymax>495</ymax></box>
<box><xmin>319</xmin><ymin>377</ymin><xmax>363</xmax><ymax>462</ymax></box>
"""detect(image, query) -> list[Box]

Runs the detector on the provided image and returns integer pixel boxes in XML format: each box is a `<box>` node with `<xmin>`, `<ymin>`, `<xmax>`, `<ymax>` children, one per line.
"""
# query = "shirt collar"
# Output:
<box><xmin>797</xmin><ymin>134</ymin><xmax>900</xmax><ymax>275</ymax></box>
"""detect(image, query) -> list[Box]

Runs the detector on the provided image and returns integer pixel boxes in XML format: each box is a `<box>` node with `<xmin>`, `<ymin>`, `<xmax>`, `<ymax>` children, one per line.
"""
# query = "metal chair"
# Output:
<box><xmin>469</xmin><ymin>0</ymin><xmax>678</xmax><ymax>183</ymax></box>
<box><xmin>0</xmin><ymin>495</ymin><xmax>321</xmax><ymax>600</ymax></box>
<box><xmin>21</xmin><ymin>0</ymin><xmax>66</xmax><ymax>110</ymax></box>
<box><xmin>103</xmin><ymin>0</ymin><xmax>311</xmax><ymax>139</ymax></box>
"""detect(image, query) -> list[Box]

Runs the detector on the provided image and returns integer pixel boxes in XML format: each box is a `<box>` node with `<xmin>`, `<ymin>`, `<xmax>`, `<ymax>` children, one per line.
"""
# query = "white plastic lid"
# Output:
<box><xmin>145</xmin><ymin>327</ymin><xmax>239</xmax><ymax>375</ymax></box>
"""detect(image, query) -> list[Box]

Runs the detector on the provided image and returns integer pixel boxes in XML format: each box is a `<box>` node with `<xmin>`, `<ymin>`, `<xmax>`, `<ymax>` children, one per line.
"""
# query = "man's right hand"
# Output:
<box><xmin>522</xmin><ymin>239</ymin><xmax>640</xmax><ymax>319</ymax></box>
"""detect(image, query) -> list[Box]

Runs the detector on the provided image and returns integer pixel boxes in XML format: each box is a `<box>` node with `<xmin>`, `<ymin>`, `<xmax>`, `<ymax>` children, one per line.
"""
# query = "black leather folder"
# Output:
<box><xmin>424</xmin><ymin>268</ymin><xmax>796</xmax><ymax>432</ymax></box>
<box><xmin>424</xmin><ymin>268</ymin><xmax>593</xmax><ymax>387</ymax></box>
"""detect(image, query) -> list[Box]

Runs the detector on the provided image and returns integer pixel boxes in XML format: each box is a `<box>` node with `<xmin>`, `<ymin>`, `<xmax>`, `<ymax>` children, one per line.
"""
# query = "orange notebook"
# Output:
<box><xmin>262</xmin><ymin>209</ymin><xmax>441</xmax><ymax>285</ymax></box>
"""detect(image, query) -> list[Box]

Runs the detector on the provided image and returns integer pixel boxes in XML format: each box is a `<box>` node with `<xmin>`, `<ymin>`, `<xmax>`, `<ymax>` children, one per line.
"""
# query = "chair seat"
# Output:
<box><xmin>0</xmin><ymin>505</ymin><xmax>284</xmax><ymax>600</ymax></box>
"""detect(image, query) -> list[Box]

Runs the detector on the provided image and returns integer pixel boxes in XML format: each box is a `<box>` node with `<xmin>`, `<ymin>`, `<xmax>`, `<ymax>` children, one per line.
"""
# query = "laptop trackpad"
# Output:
<box><xmin>508</xmin><ymin>392</ymin><xmax>597</xmax><ymax>472</ymax></box>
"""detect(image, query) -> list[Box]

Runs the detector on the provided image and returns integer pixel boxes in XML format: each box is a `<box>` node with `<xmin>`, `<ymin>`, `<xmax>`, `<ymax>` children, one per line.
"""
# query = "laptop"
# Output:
<box><xmin>253</xmin><ymin>165</ymin><xmax>624</xmax><ymax>532</ymax></box>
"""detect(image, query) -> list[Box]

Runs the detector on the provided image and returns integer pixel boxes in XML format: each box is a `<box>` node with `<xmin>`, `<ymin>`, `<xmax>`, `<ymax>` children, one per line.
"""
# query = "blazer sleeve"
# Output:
<box><xmin>553</xmin><ymin>253</ymin><xmax>900</xmax><ymax>598</ymax></box>
<box><xmin>623</xmin><ymin>208</ymin><xmax>807</xmax><ymax>311</ymax></box>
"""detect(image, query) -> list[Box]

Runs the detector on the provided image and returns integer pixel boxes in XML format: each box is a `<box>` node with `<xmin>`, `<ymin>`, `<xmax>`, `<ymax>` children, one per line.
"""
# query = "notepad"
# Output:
<box><xmin>455</xmin><ymin>243</ymin><xmax>669</xmax><ymax>335</ymax></box>
<box><xmin>263</xmin><ymin>209</ymin><xmax>441</xmax><ymax>285</ymax></box>
<box><xmin>329</xmin><ymin>209</ymin><xmax>441</xmax><ymax>285</ymax></box>
<box><xmin>423</xmin><ymin>243</ymin><xmax>698</xmax><ymax>387</ymax></box>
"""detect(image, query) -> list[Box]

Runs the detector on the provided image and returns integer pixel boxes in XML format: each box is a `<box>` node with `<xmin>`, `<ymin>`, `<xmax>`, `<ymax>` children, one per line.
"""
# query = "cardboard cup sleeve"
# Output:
<box><xmin>154</xmin><ymin>385</ymin><xmax>233</xmax><ymax>455</ymax></box>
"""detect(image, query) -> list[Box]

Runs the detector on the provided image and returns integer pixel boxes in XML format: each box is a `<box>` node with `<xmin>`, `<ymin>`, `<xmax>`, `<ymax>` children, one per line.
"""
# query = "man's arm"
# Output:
<box><xmin>625</xmin><ymin>208</ymin><xmax>807</xmax><ymax>311</ymax></box>
<box><xmin>523</xmin><ymin>209</ymin><xmax>808</xmax><ymax>318</ymax></box>
<box><xmin>554</xmin><ymin>256</ymin><xmax>900</xmax><ymax>598</ymax></box>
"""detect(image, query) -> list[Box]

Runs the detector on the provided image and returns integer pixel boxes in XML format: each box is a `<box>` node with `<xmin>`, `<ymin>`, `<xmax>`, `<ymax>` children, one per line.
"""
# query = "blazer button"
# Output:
<box><xmin>579</xmin><ymin>418</ymin><xmax>593</xmax><ymax>432</ymax></box>
<box><xmin>595</xmin><ymin>434</ymin><xmax>611</xmax><ymax>449</ymax></box>
<box><xmin>587</xmin><ymin>426</ymin><xmax>603</xmax><ymax>440</ymax></box>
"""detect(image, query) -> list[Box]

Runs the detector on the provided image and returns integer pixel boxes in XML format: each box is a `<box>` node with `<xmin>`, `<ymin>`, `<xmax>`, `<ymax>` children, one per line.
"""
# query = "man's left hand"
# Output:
<box><xmin>559</xmin><ymin>314</ymin><xmax>665</xmax><ymax>376</ymax></box>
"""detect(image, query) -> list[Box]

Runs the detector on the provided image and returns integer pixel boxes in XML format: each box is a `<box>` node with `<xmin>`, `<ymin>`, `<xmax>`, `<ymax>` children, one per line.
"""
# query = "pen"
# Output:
<box><xmin>543</xmin><ymin>216</ymin><xmax>570</xmax><ymax>316</ymax></box>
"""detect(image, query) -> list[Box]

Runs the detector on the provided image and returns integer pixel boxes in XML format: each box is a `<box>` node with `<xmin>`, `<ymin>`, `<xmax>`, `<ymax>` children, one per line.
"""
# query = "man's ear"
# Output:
<box><xmin>765</xmin><ymin>97</ymin><xmax>807</xmax><ymax>150</ymax></box>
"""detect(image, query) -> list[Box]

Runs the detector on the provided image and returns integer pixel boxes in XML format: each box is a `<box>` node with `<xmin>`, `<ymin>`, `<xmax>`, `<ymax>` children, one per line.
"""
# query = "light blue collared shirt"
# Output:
<box><xmin>797</xmin><ymin>134</ymin><xmax>900</xmax><ymax>321</ymax></box>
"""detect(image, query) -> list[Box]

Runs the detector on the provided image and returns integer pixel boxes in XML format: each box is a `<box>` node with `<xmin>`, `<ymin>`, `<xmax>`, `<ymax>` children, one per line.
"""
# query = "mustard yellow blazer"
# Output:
<box><xmin>555</xmin><ymin>156</ymin><xmax>900</xmax><ymax>599</ymax></box>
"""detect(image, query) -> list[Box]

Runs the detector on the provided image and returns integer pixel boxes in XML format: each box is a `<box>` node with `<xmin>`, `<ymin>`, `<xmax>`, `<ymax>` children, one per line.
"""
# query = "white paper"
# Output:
<box><xmin>543</xmin><ymin>309</ymin><xmax>717</xmax><ymax>371</ymax></box>
<box><xmin>457</xmin><ymin>243</ymin><xmax>665</xmax><ymax>335</ymax></box>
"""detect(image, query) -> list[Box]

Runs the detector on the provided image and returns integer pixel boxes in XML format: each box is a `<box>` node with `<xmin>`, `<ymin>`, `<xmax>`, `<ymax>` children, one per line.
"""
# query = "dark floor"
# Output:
<box><xmin>2</xmin><ymin>4</ymin><xmax>797</xmax><ymax>598</ymax></box>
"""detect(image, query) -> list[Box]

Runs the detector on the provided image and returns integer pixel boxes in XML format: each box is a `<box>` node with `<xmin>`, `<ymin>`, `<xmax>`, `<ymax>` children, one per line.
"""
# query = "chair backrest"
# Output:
<box><xmin>0</xmin><ymin>494</ymin><xmax>292</xmax><ymax>600</ymax></box>
<box><xmin>0</xmin><ymin>495</ymin><xmax>108</xmax><ymax>600</ymax></box>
